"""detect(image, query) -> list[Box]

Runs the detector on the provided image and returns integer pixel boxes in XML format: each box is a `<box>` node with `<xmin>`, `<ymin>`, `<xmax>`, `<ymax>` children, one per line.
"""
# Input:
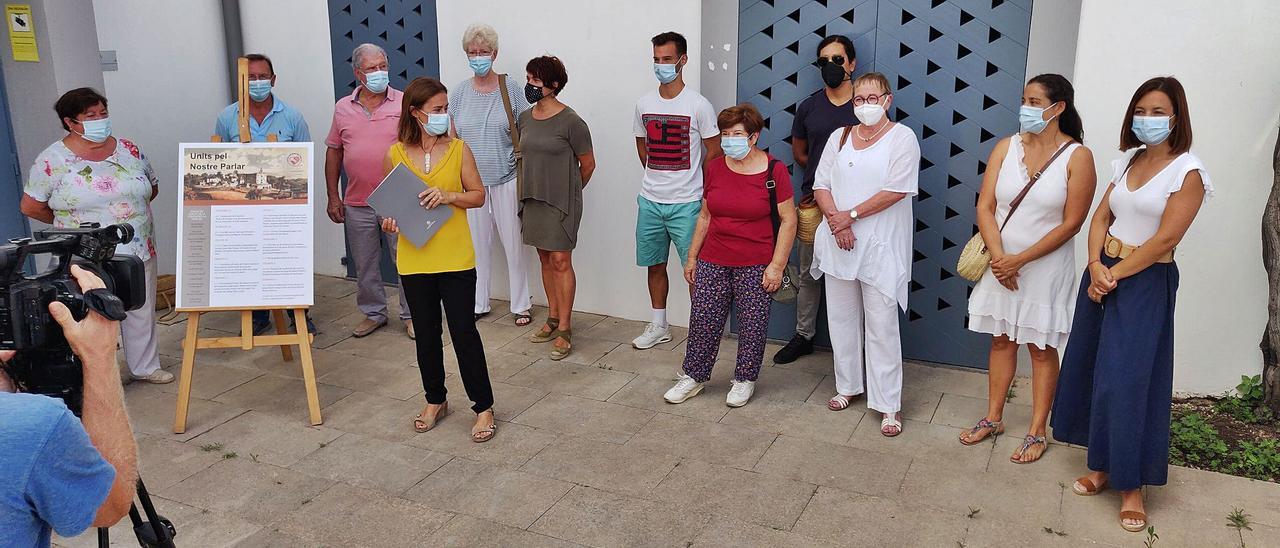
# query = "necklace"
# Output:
<box><xmin>421</xmin><ymin>136</ymin><xmax>439</xmax><ymax>173</ymax></box>
<box><xmin>858</xmin><ymin>122</ymin><xmax>889</xmax><ymax>142</ymax></box>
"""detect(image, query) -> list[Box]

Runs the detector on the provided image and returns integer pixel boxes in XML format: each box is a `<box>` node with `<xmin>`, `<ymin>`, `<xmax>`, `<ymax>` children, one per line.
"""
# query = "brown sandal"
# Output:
<box><xmin>549</xmin><ymin>330</ymin><xmax>573</xmax><ymax>361</ymax></box>
<box><xmin>413</xmin><ymin>402</ymin><xmax>448</xmax><ymax>433</ymax></box>
<box><xmin>471</xmin><ymin>410</ymin><xmax>497</xmax><ymax>443</ymax></box>
<box><xmin>1072</xmin><ymin>475</ymin><xmax>1108</xmax><ymax>496</ymax></box>
<box><xmin>529</xmin><ymin>318</ymin><xmax>560</xmax><ymax>343</ymax></box>
<box><xmin>1119</xmin><ymin>510</ymin><xmax>1148</xmax><ymax>532</ymax></box>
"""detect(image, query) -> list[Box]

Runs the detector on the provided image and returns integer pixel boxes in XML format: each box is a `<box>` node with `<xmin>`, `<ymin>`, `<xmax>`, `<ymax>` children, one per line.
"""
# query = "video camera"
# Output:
<box><xmin>0</xmin><ymin>223</ymin><xmax>145</xmax><ymax>413</ymax></box>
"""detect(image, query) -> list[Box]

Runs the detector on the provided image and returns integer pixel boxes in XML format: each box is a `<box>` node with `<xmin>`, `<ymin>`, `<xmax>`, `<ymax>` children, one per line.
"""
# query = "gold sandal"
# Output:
<box><xmin>413</xmin><ymin>402</ymin><xmax>448</xmax><ymax>433</ymax></box>
<box><xmin>529</xmin><ymin>318</ymin><xmax>560</xmax><ymax>343</ymax></box>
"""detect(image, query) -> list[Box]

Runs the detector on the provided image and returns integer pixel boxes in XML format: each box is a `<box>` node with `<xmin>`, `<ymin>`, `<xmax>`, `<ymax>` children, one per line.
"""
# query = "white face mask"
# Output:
<box><xmin>854</xmin><ymin>104</ymin><xmax>885</xmax><ymax>126</ymax></box>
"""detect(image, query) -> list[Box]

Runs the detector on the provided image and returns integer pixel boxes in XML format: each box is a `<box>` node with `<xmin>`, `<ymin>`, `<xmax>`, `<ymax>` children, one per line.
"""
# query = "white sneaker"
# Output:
<box><xmin>726</xmin><ymin>380</ymin><xmax>755</xmax><ymax>407</ymax></box>
<box><xmin>134</xmin><ymin>369</ymin><xmax>175</xmax><ymax>384</ymax></box>
<box><xmin>632</xmin><ymin>323</ymin><xmax>673</xmax><ymax>350</ymax></box>
<box><xmin>664</xmin><ymin>374</ymin><xmax>703</xmax><ymax>404</ymax></box>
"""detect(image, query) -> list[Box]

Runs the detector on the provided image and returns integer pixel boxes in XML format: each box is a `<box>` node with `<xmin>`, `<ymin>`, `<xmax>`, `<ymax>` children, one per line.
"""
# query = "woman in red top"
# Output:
<box><xmin>662</xmin><ymin>103</ymin><xmax>797</xmax><ymax>408</ymax></box>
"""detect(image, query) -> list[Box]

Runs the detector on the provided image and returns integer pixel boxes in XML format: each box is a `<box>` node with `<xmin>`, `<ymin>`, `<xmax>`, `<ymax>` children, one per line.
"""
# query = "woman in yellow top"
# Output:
<box><xmin>380</xmin><ymin>77</ymin><xmax>496</xmax><ymax>442</ymax></box>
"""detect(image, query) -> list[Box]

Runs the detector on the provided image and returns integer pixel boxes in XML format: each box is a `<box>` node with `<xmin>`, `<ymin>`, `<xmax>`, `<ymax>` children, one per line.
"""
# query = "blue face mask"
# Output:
<box><xmin>423</xmin><ymin>113</ymin><xmax>450</xmax><ymax>136</ymax></box>
<box><xmin>363</xmin><ymin>70</ymin><xmax>390</xmax><ymax>94</ymax></box>
<box><xmin>654</xmin><ymin>63</ymin><xmax>679</xmax><ymax>84</ymax></box>
<box><xmin>469</xmin><ymin>55</ymin><xmax>493</xmax><ymax>76</ymax></box>
<box><xmin>1018</xmin><ymin>103</ymin><xmax>1058</xmax><ymax>134</ymax></box>
<box><xmin>248</xmin><ymin>79</ymin><xmax>273</xmax><ymax>102</ymax></box>
<box><xmin>721</xmin><ymin>136</ymin><xmax>751</xmax><ymax>160</ymax></box>
<box><xmin>1132</xmin><ymin>115</ymin><xmax>1173</xmax><ymax>145</ymax></box>
<box><xmin>77</xmin><ymin>118</ymin><xmax>112</xmax><ymax>143</ymax></box>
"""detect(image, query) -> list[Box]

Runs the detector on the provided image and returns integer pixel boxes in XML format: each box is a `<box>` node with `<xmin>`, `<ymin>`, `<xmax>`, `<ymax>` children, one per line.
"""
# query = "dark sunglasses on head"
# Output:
<box><xmin>814</xmin><ymin>55</ymin><xmax>846</xmax><ymax>67</ymax></box>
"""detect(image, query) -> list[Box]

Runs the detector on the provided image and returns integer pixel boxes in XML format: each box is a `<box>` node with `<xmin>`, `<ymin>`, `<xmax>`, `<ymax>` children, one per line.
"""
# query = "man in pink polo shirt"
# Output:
<box><xmin>325</xmin><ymin>43</ymin><xmax>412</xmax><ymax>339</ymax></box>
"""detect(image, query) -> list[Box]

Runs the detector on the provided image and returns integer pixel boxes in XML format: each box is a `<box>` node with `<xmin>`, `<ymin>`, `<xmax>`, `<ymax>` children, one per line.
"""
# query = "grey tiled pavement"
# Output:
<box><xmin>57</xmin><ymin>276</ymin><xmax>1280</xmax><ymax>547</ymax></box>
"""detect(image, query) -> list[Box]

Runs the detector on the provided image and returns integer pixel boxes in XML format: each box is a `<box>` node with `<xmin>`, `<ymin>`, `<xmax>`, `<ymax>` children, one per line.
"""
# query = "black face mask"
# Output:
<box><xmin>525</xmin><ymin>83</ymin><xmax>547</xmax><ymax>104</ymax></box>
<box><xmin>820</xmin><ymin>62</ymin><xmax>847</xmax><ymax>89</ymax></box>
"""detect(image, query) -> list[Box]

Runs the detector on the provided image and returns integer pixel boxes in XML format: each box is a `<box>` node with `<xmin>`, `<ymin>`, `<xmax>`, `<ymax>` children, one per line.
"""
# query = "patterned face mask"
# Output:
<box><xmin>525</xmin><ymin>83</ymin><xmax>547</xmax><ymax>104</ymax></box>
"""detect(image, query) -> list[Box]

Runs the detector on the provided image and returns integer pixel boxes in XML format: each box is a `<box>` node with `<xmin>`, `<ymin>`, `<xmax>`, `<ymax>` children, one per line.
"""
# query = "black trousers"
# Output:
<box><xmin>400</xmin><ymin>269</ymin><xmax>493</xmax><ymax>413</ymax></box>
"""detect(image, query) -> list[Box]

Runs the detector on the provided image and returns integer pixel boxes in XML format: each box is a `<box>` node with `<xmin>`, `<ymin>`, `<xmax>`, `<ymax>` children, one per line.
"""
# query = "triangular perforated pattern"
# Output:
<box><xmin>327</xmin><ymin>1</ymin><xmax>441</xmax><ymax>99</ymax></box>
<box><xmin>738</xmin><ymin>0</ymin><xmax>1033</xmax><ymax>368</ymax></box>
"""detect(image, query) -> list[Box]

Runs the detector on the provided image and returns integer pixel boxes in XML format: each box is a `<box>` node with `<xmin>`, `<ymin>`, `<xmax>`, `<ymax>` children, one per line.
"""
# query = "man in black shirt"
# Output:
<box><xmin>774</xmin><ymin>35</ymin><xmax>858</xmax><ymax>364</ymax></box>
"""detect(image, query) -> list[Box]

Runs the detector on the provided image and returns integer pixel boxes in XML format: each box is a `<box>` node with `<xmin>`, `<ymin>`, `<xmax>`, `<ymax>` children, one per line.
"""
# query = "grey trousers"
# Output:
<box><xmin>345</xmin><ymin>204</ymin><xmax>411</xmax><ymax>322</ymax></box>
<box><xmin>795</xmin><ymin>239</ymin><xmax>823</xmax><ymax>339</ymax></box>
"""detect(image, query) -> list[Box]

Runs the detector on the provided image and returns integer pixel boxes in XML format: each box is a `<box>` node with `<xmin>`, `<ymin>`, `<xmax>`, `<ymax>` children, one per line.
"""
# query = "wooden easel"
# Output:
<box><xmin>173</xmin><ymin>57</ymin><xmax>322</xmax><ymax>432</ymax></box>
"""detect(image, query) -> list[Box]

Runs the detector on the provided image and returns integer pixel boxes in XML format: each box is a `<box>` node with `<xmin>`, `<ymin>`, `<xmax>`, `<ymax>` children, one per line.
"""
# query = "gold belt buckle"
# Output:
<box><xmin>1104</xmin><ymin>237</ymin><xmax>1122</xmax><ymax>258</ymax></box>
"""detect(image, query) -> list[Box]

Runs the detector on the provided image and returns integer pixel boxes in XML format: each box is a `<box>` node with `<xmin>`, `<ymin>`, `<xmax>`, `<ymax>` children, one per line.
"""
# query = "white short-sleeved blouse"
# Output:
<box><xmin>810</xmin><ymin>123</ymin><xmax>920</xmax><ymax>309</ymax></box>
<box><xmin>1108</xmin><ymin>147</ymin><xmax>1213</xmax><ymax>246</ymax></box>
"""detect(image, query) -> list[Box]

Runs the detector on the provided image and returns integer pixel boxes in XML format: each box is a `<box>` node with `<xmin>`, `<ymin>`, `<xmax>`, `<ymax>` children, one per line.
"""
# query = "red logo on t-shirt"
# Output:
<box><xmin>643</xmin><ymin>113</ymin><xmax>692</xmax><ymax>171</ymax></box>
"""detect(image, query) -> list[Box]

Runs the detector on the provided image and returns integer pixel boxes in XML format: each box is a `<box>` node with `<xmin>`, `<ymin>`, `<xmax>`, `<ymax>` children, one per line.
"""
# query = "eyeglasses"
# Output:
<box><xmin>359</xmin><ymin>62</ymin><xmax>389</xmax><ymax>74</ymax></box>
<box><xmin>853</xmin><ymin>93</ymin><xmax>890</xmax><ymax>106</ymax></box>
<box><xmin>814</xmin><ymin>55</ymin><xmax>846</xmax><ymax>67</ymax></box>
<box><xmin>466</xmin><ymin>50</ymin><xmax>494</xmax><ymax>57</ymax></box>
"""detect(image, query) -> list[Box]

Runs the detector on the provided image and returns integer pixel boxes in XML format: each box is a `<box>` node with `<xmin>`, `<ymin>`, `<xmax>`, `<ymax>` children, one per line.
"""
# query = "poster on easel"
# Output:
<box><xmin>176</xmin><ymin>142</ymin><xmax>314</xmax><ymax>310</ymax></box>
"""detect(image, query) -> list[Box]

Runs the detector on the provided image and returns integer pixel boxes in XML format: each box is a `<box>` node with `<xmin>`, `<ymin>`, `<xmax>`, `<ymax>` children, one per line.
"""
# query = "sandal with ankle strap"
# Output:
<box><xmin>529</xmin><ymin>318</ymin><xmax>560</xmax><ymax>343</ymax></box>
<box><xmin>1010</xmin><ymin>435</ymin><xmax>1048</xmax><ymax>464</ymax></box>
<box><xmin>549</xmin><ymin>330</ymin><xmax>573</xmax><ymax>361</ymax></box>
<box><xmin>471</xmin><ymin>410</ymin><xmax>498</xmax><ymax>443</ymax></box>
<box><xmin>959</xmin><ymin>418</ymin><xmax>1004</xmax><ymax>445</ymax></box>
<box><xmin>413</xmin><ymin>402</ymin><xmax>449</xmax><ymax>433</ymax></box>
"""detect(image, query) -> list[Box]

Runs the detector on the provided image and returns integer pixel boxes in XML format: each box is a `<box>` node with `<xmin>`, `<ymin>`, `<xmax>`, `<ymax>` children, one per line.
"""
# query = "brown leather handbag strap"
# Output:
<box><xmin>497</xmin><ymin>74</ymin><xmax>520</xmax><ymax>154</ymax></box>
<box><xmin>837</xmin><ymin>125</ymin><xmax>853</xmax><ymax>151</ymax></box>
<box><xmin>998</xmin><ymin>141</ymin><xmax>1072</xmax><ymax>232</ymax></box>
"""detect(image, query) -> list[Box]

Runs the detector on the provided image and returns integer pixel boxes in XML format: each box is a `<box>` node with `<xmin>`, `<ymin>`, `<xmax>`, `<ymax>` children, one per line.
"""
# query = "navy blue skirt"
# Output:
<box><xmin>1050</xmin><ymin>256</ymin><xmax>1179</xmax><ymax>490</ymax></box>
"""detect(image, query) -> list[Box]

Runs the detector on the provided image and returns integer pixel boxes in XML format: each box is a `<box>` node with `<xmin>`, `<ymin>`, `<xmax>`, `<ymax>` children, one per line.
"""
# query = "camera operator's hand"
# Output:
<box><xmin>49</xmin><ymin>266</ymin><xmax>120</xmax><ymax>370</ymax></box>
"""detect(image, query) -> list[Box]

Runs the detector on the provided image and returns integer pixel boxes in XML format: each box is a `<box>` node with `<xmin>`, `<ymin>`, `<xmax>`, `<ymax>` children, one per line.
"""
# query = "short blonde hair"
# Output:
<box><xmin>462</xmin><ymin>23</ymin><xmax>499</xmax><ymax>51</ymax></box>
<box><xmin>853</xmin><ymin>72</ymin><xmax>891</xmax><ymax>94</ymax></box>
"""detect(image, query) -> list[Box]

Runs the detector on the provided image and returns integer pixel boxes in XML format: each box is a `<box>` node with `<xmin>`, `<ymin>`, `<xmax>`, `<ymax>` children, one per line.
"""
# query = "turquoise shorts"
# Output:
<box><xmin>635</xmin><ymin>195</ymin><xmax>701</xmax><ymax>267</ymax></box>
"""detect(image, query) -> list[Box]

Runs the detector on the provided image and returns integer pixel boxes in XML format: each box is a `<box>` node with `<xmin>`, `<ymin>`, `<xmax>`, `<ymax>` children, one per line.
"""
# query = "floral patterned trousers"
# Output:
<box><xmin>681</xmin><ymin>260</ymin><xmax>772</xmax><ymax>383</ymax></box>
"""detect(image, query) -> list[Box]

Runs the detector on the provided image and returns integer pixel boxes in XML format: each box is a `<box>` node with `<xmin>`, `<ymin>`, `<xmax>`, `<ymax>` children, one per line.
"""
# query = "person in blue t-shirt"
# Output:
<box><xmin>773</xmin><ymin>35</ymin><xmax>859</xmax><ymax>366</ymax></box>
<box><xmin>0</xmin><ymin>266</ymin><xmax>139</xmax><ymax>547</ymax></box>
<box><xmin>211</xmin><ymin>52</ymin><xmax>316</xmax><ymax>336</ymax></box>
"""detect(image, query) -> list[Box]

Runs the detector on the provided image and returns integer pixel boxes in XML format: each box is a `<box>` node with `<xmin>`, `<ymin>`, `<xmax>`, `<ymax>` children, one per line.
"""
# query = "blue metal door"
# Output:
<box><xmin>0</xmin><ymin>62</ymin><xmax>28</xmax><ymax>242</ymax></box>
<box><xmin>327</xmin><ymin>0</ymin><xmax>440</xmax><ymax>280</ymax></box>
<box><xmin>738</xmin><ymin>0</ymin><xmax>1034</xmax><ymax>368</ymax></box>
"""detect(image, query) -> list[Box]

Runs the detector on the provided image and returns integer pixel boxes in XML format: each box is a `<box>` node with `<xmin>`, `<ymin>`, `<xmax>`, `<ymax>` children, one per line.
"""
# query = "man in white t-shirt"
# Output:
<box><xmin>631</xmin><ymin>31</ymin><xmax>722</xmax><ymax>349</ymax></box>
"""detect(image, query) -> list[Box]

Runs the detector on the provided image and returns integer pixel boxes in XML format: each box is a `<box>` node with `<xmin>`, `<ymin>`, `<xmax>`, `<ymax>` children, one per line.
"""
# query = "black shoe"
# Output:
<box><xmin>773</xmin><ymin>334</ymin><xmax>814</xmax><ymax>364</ymax></box>
<box><xmin>251</xmin><ymin>320</ymin><xmax>272</xmax><ymax>336</ymax></box>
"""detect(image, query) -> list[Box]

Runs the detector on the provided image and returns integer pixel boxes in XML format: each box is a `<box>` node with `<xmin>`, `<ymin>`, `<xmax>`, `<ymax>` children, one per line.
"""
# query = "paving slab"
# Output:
<box><xmin>690</xmin><ymin>517</ymin><xmax>839</xmax><ymax>548</ymax></box>
<box><xmin>625</xmin><ymin>412</ymin><xmax>778</xmax><ymax>470</ymax></box>
<box><xmin>440</xmin><ymin>376</ymin><xmax>548</xmax><ymax>422</ymax></box>
<box><xmin>288</xmin><ymin>432</ymin><xmax>453</xmax><ymax>494</ymax></box>
<box><xmin>154</xmin><ymin>360</ymin><xmax>262</xmax><ymax>400</ymax></box>
<box><xmin>328</xmin><ymin>324</ymin><xmax>421</xmax><ymax>361</ymax></box>
<box><xmin>520</xmin><ymin>435</ymin><xmax>680</xmax><ymax>497</ymax></box>
<box><xmin>187</xmin><ymin>410</ymin><xmax>341</xmax><ymax>467</ymax></box>
<box><xmin>651</xmin><ymin>459</ymin><xmax>816</xmax><ymax>530</ymax></box>
<box><xmin>426</xmin><ymin>514</ymin><xmax>583</xmax><ymax>548</ymax></box>
<box><xmin>404</xmin><ymin>417</ymin><xmax>559</xmax><ymax>468</ymax></box>
<box><xmin>504</xmin><ymin>359</ymin><xmax>635</xmax><ymax>400</ymax></box>
<box><xmin>530</xmin><ymin>485</ymin><xmax>709</xmax><ymax>548</ymax></box>
<box><xmin>403</xmin><ymin>457</ymin><xmax>574</xmax><ymax>529</ymax></box>
<box><xmin>753</xmin><ymin>435</ymin><xmax>910</xmax><ymax>498</ymax></box>
<box><xmin>1146</xmin><ymin>464</ymin><xmax>1280</xmax><ymax>527</ymax></box>
<box><xmin>792</xmin><ymin>486</ymin><xmax>970</xmax><ymax>547</ymax></box>
<box><xmin>594</xmin><ymin>344</ymin><xmax>687</xmax><ymax>378</ymax></box>
<box><xmin>963</xmin><ymin>517</ymin><xmax>1116</xmax><ymax>547</ymax></box>
<box><xmin>444</xmin><ymin>348</ymin><xmax>538</xmax><ymax>381</ymax></box>
<box><xmin>499</xmin><ymin>333</ymin><xmax>621</xmax><ymax>367</ymax></box>
<box><xmin>579</xmin><ymin>316</ymin><xmax>688</xmax><ymax>351</ymax></box>
<box><xmin>124</xmin><ymin>384</ymin><xmax>247</xmax><ymax>442</ymax></box>
<box><xmin>212</xmin><ymin>374</ymin><xmax>352</xmax><ymax>422</ymax></box>
<box><xmin>268</xmin><ymin>483</ymin><xmax>454</xmax><ymax>545</ymax></box>
<box><xmin>846</xmin><ymin>417</ymin><xmax>993</xmax><ymax>471</ymax></box>
<box><xmin>606</xmin><ymin>374</ymin><xmax>731</xmax><ymax>422</ymax></box>
<box><xmin>1058</xmin><ymin>487</ymin><xmax>1244</xmax><ymax>547</ymax></box>
<box><xmin>319</xmin><ymin>391</ymin><xmax>424</xmax><ymax>443</ymax></box>
<box><xmin>897</xmin><ymin>458</ymin><xmax>1065</xmax><ymax>527</ymax></box>
<box><xmin>156</xmin><ymin>459</ymin><xmax>333</xmax><ymax>525</ymax></box>
<box><xmin>511</xmin><ymin>393</ymin><xmax>654</xmax><ymax>444</ymax></box>
<box><xmin>932</xmin><ymin>392</ymin><xmax>1034</xmax><ymax>431</ymax></box>
<box><xmin>720</xmin><ymin>398</ymin><xmax>863</xmax><ymax>445</ymax></box>
<box><xmin>317</xmin><ymin>355</ymin><xmax>426</xmax><ymax>400</ymax></box>
<box><xmin>57</xmin><ymin>496</ymin><xmax>264</xmax><ymax>548</ymax></box>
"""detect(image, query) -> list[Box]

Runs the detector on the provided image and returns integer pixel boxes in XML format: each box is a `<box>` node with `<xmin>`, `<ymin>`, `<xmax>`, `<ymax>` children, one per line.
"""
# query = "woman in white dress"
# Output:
<box><xmin>960</xmin><ymin>74</ymin><xmax>1097</xmax><ymax>463</ymax></box>
<box><xmin>811</xmin><ymin>72</ymin><xmax>919</xmax><ymax>437</ymax></box>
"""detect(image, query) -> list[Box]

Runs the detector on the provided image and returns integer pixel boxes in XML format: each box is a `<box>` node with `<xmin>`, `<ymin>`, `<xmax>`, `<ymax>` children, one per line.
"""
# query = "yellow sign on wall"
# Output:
<box><xmin>6</xmin><ymin>4</ymin><xmax>38</xmax><ymax>62</ymax></box>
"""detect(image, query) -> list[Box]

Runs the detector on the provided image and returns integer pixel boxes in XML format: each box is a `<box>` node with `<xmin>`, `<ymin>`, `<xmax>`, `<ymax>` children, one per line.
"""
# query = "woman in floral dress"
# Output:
<box><xmin>20</xmin><ymin>87</ymin><xmax>170</xmax><ymax>384</ymax></box>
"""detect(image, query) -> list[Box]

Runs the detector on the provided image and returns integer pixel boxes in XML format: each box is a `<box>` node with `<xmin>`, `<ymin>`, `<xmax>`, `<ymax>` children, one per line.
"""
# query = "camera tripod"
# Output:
<box><xmin>96</xmin><ymin>477</ymin><xmax>176</xmax><ymax>547</ymax></box>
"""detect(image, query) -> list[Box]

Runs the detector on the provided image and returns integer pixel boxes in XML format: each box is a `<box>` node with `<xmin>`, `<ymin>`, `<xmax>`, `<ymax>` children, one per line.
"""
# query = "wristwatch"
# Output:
<box><xmin>850</xmin><ymin>209</ymin><xmax>859</xmax><ymax>222</ymax></box>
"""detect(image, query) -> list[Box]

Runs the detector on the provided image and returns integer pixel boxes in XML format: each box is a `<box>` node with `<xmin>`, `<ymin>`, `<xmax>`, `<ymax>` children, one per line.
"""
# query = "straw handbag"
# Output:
<box><xmin>957</xmin><ymin>142</ymin><xmax>1071</xmax><ymax>282</ymax></box>
<box><xmin>797</xmin><ymin>200</ymin><xmax>822</xmax><ymax>244</ymax></box>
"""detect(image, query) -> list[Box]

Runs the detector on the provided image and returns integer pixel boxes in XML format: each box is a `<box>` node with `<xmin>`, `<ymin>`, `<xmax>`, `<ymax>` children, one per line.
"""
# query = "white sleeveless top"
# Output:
<box><xmin>966</xmin><ymin>134</ymin><xmax>1080</xmax><ymax>349</ymax></box>
<box><xmin>1108</xmin><ymin>148</ymin><xmax>1213</xmax><ymax>245</ymax></box>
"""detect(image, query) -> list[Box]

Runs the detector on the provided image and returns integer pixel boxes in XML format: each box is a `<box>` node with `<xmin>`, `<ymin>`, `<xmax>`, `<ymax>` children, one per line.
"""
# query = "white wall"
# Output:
<box><xmin>437</xmin><ymin>0</ymin><xmax>704</xmax><ymax>326</ymax></box>
<box><xmin>239</xmin><ymin>0</ymin><xmax>344</xmax><ymax>277</ymax></box>
<box><xmin>92</xmin><ymin>0</ymin><xmax>230</xmax><ymax>276</ymax></box>
<box><xmin>1072</xmin><ymin>0</ymin><xmax>1280</xmax><ymax>394</ymax></box>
